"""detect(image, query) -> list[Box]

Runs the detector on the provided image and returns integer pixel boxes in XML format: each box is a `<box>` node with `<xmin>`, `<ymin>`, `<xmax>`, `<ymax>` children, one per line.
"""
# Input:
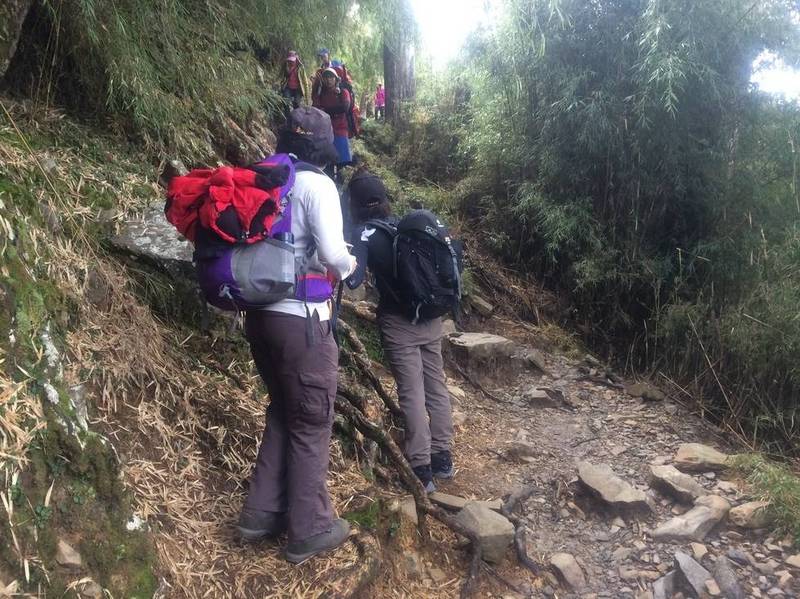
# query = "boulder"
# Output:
<box><xmin>56</xmin><ymin>539</ymin><xmax>82</xmax><ymax>568</ymax></box>
<box><xmin>446</xmin><ymin>332</ymin><xmax>515</xmax><ymax>362</ymax></box>
<box><xmin>504</xmin><ymin>441</ymin><xmax>538</xmax><ymax>463</ymax></box>
<box><xmin>432</xmin><ymin>492</ymin><xmax>502</xmax><ymax>513</ymax></box>
<box><xmin>526</xmin><ymin>349</ymin><xmax>549</xmax><ymax>373</ymax></box>
<box><xmin>729</xmin><ymin>501</ymin><xmax>772</xmax><ymax>529</ymax></box>
<box><xmin>652</xmin><ymin>494</ymin><xmax>730</xmax><ymax>541</ymax></box>
<box><xmin>577</xmin><ymin>462</ymin><xmax>651</xmax><ymax>514</ymax></box>
<box><xmin>674</xmin><ymin>552</ymin><xmax>713</xmax><ymax>597</ymax></box>
<box><xmin>785</xmin><ymin>554</ymin><xmax>800</xmax><ymax>569</ymax></box>
<box><xmin>648</xmin><ymin>464</ymin><xmax>707</xmax><ymax>503</ymax></box>
<box><xmin>0</xmin><ymin>0</ymin><xmax>33</xmax><ymax>78</ymax></box>
<box><xmin>626</xmin><ymin>382</ymin><xmax>666</xmax><ymax>402</ymax></box>
<box><xmin>712</xmin><ymin>556</ymin><xmax>746</xmax><ymax>599</ymax></box>
<box><xmin>441</xmin><ymin>319</ymin><xmax>458</xmax><ymax>336</ymax></box>
<box><xmin>454</xmin><ymin>502</ymin><xmax>514</xmax><ymax>564</ymax></box>
<box><xmin>674</xmin><ymin>443</ymin><xmax>732</xmax><ymax>473</ymax></box>
<box><xmin>690</xmin><ymin>542</ymin><xmax>708</xmax><ymax>561</ymax></box>
<box><xmin>431</xmin><ymin>492</ymin><xmax>468</xmax><ymax>511</ymax></box>
<box><xmin>523</xmin><ymin>387</ymin><xmax>558</xmax><ymax>408</ymax></box>
<box><xmin>705</xmin><ymin>578</ymin><xmax>722</xmax><ymax>596</ymax></box>
<box><xmin>110</xmin><ymin>205</ymin><xmax>194</xmax><ymax>276</ymax></box>
<box><xmin>550</xmin><ymin>552</ymin><xmax>586</xmax><ymax>591</ymax></box>
<box><xmin>469</xmin><ymin>294</ymin><xmax>495</xmax><ymax>317</ymax></box>
<box><xmin>652</xmin><ymin>571</ymin><xmax>677</xmax><ymax>599</ymax></box>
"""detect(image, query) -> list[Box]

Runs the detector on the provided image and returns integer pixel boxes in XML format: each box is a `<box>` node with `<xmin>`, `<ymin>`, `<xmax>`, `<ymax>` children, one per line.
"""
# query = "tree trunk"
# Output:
<box><xmin>0</xmin><ymin>0</ymin><xmax>33</xmax><ymax>79</ymax></box>
<box><xmin>383</xmin><ymin>39</ymin><xmax>415</xmax><ymax>123</ymax></box>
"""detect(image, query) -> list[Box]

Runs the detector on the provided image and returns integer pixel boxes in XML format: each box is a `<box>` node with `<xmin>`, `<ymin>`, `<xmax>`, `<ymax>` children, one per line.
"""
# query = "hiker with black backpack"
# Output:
<box><xmin>167</xmin><ymin>106</ymin><xmax>357</xmax><ymax>563</ymax></box>
<box><xmin>345</xmin><ymin>170</ymin><xmax>463</xmax><ymax>493</ymax></box>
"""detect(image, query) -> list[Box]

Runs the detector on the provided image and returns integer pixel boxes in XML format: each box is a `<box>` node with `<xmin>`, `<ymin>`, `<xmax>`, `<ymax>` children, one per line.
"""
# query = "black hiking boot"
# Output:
<box><xmin>412</xmin><ymin>464</ymin><xmax>436</xmax><ymax>493</ymax></box>
<box><xmin>285</xmin><ymin>518</ymin><xmax>351</xmax><ymax>564</ymax></box>
<box><xmin>237</xmin><ymin>507</ymin><xmax>287</xmax><ymax>542</ymax></box>
<box><xmin>431</xmin><ymin>450</ymin><xmax>455</xmax><ymax>479</ymax></box>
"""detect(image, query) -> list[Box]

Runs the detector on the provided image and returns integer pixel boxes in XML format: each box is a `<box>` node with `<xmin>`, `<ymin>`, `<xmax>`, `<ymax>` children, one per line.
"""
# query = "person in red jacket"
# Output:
<box><xmin>282</xmin><ymin>51</ymin><xmax>304</xmax><ymax>112</ymax></box>
<box><xmin>313</xmin><ymin>67</ymin><xmax>352</xmax><ymax>175</ymax></box>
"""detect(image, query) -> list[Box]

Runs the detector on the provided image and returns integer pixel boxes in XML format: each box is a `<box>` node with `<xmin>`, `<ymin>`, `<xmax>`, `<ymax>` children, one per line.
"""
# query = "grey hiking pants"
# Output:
<box><xmin>244</xmin><ymin>311</ymin><xmax>338</xmax><ymax>543</ymax></box>
<box><xmin>378</xmin><ymin>313</ymin><xmax>454</xmax><ymax>468</ymax></box>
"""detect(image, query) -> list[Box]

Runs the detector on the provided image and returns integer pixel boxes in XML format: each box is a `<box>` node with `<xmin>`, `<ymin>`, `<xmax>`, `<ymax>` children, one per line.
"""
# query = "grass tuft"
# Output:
<box><xmin>734</xmin><ymin>453</ymin><xmax>800</xmax><ymax>546</ymax></box>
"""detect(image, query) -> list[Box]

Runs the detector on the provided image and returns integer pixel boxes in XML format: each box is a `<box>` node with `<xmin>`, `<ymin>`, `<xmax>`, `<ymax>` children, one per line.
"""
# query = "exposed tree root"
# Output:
<box><xmin>345</xmin><ymin>531</ymin><xmax>383</xmax><ymax>598</ymax></box>
<box><xmin>338</xmin><ymin>319</ymin><xmax>404</xmax><ymax>419</ymax></box>
<box><xmin>334</xmin><ymin>396</ymin><xmax>484</xmax><ymax>598</ymax></box>
<box><xmin>501</xmin><ymin>485</ymin><xmax>543</xmax><ymax>576</ymax></box>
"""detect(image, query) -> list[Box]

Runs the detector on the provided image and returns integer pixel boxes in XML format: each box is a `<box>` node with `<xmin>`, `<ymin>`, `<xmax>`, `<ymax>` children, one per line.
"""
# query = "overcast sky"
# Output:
<box><xmin>409</xmin><ymin>0</ymin><xmax>800</xmax><ymax>99</ymax></box>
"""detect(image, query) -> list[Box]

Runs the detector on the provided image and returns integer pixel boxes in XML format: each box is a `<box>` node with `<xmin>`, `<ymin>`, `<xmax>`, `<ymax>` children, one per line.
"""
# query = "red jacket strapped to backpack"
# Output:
<box><xmin>165</xmin><ymin>166</ymin><xmax>284</xmax><ymax>244</ymax></box>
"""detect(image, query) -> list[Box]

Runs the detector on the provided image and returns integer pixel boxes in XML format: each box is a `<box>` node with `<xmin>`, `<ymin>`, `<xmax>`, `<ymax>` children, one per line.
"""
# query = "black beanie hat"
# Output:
<box><xmin>348</xmin><ymin>171</ymin><xmax>388</xmax><ymax>208</ymax></box>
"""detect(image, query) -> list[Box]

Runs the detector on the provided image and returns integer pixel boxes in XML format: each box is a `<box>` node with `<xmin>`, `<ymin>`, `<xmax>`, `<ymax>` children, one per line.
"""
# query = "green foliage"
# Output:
<box><xmin>410</xmin><ymin>0</ymin><xmax>800</xmax><ymax>452</ymax></box>
<box><xmin>734</xmin><ymin>454</ymin><xmax>800</xmax><ymax>545</ymax></box>
<box><xmin>343</xmin><ymin>499</ymin><xmax>384</xmax><ymax>530</ymax></box>
<box><xmin>7</xmin><ymin>0</ymin><xmax>415</xmax><ymax>160</ymax></box>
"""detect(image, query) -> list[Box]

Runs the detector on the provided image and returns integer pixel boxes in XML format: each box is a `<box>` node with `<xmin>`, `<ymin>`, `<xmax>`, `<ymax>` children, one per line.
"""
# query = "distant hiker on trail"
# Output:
<box><xmin>345</xmin><ymin>171</ymin><xmax>462</xmax><ymax>493</ymax></box>
<box><xmin>313</xmin><ymin>67</ymin><xmax>352</xmax><ymax>179</ymax></box>
<box><xmin>281</xmin><ymin>50</ymin><xmax>306</xmax><ymax>114</ymax></box>
<box><xmin>332</xmin><ymin>58</ymin><xmax>361</xmax><ymax>139</ymax></box>
<box><xmin>374</xmin><ymin>83</ymin><xmax>385</xmax><ymax>120</ymax></box>
<box><xmin>331</xmin><ymin>59</ymin><xmax>353</xmax><ymax>85</ymax></box>
<box><xmin>311</xmin><ymin>48</ymin><xmax>333</xmax><ymax>100</ymax></box>
<box><xmin>237</xmin><ymin>106</ymin><xmax>357</xmax><ymax>563</ymax></box>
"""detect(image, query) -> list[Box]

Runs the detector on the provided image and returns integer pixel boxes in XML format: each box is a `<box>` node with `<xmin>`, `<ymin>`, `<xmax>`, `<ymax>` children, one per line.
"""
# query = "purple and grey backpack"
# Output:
<box><xmin>193</xmin><ymin>154</ymin><xmax>334</xmax><ymax>311</ymax></box>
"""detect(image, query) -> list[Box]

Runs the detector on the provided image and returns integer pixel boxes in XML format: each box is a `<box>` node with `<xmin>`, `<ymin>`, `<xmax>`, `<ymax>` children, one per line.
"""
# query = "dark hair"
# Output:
<box><xmin>275</xmin><ymin>129</ymin><xmax>338</xmax><ymax>167</ymax></box>
<box><xmin>349</xmin><ymin>171</ymin><xmax>391</xmax><ymax>222</ymax></box>
<box><xmin>351</xmin><ymin>197</ymin><xmax>391</xmax><ymax>222</ymax></box>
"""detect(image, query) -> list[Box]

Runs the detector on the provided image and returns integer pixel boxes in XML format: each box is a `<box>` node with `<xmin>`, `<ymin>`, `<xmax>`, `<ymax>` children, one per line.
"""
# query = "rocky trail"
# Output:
<box><xmin>386</xmin><ymin>306</ymin><xmax>800</xmax><ymax>599</ymax></box>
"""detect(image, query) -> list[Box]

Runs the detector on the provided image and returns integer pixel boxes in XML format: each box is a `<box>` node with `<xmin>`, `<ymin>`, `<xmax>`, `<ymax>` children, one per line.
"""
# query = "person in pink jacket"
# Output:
<box><xmin>374</xmin><ymin>83</ymin><xmax>386</xmax><ymax>120</ymax></box>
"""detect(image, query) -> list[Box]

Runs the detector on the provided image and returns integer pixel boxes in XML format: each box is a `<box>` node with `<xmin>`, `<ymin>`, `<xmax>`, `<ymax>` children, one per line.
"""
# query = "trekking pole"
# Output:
<box><xmin>331</xmin><ymin>281</ymin><xmax>344</xmax><ymax>347</ymax></box>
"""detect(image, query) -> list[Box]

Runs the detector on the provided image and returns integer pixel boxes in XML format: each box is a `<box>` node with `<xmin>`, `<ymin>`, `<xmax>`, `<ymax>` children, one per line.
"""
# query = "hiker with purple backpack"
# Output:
<box><xmin>345</xmin><ymin>170</ymin><xmax>463</xmax><ymax>493</ymax></box>
<box><xmin>237</xmin><ymin>106</ymin><xmax>356</xmax><ymax>562</ymax></box>
<box><xmin>165</xmin><ymin>106</ymin><xmax>356</xmax><ymax>563</ymax></box>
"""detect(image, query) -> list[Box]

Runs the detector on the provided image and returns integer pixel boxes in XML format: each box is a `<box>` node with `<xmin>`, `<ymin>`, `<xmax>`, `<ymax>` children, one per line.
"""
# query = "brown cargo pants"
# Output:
<box><xmin>378</xmin><ymin>312</ymin><xmax>454</xmax><ymax>468</ymax></box>
<box><xmin>243</xmin><ymin>311</ymin><xmax>338</xmax><ymax>543</ymax></box>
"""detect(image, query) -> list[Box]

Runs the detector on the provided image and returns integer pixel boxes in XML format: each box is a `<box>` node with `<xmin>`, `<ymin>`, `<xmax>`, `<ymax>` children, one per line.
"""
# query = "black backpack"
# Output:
<box><xmin>369</xmin><ymin>210</ymin><xmax>464</xmax><ymax>323</ymax></box>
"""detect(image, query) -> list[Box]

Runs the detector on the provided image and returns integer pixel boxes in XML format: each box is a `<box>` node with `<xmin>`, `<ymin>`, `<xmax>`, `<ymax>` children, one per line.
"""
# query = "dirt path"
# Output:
<box><xmin>374</xmin><ymin>314</ymin><xmax>800</xmax><ymax>598</ymax></box>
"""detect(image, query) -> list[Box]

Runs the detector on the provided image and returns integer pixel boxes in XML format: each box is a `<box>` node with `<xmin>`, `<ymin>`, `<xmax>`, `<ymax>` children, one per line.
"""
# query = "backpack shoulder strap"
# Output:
<box><xmin>364</xmin><ymin>218</ymin><xmax>397</xmax><ymax>237</ymax></box>
<box><xmin>294</xmin><ymin>160</ymin><xmax>326</xmax><ymax>176</ymax></box>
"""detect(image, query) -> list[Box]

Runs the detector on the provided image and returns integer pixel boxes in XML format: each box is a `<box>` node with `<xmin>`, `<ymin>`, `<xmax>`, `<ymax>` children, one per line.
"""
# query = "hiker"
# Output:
<box><xmin>345</xmin><ymin>171</ymin><xmax>458</xmax><ymax>493</ymax></box>
<box><xmin>374</xmin><ymin>83</ymin><xmax>385</xmax><ymax>120</ymax></box>
<box><xmin>237</xmin><ymin>106</ymin><xmax>357</xmax><ymax>563</ymax></box>
<box><xmin>311</xmin><ymin>48</ymin><xmax>333</xmax><ymax>101</ymax></box>
<box><xmin>312</xmin><ymin>67</ymin><xmax>352</xmax><ymax>177</ymax></box>
<box><xmin>331</xmin><ymin>59</ymin><xmax>353</xmax><ymax>85</ymax></box>
<box><xmin>332</xmin><ymin>59</ymin><xmax>361</xmax><ymax>139</ymax></box>
<box><xmin>281</xmin><ymin>51</ymin><xmax>306</xmax><ymax>113</ymax></box>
